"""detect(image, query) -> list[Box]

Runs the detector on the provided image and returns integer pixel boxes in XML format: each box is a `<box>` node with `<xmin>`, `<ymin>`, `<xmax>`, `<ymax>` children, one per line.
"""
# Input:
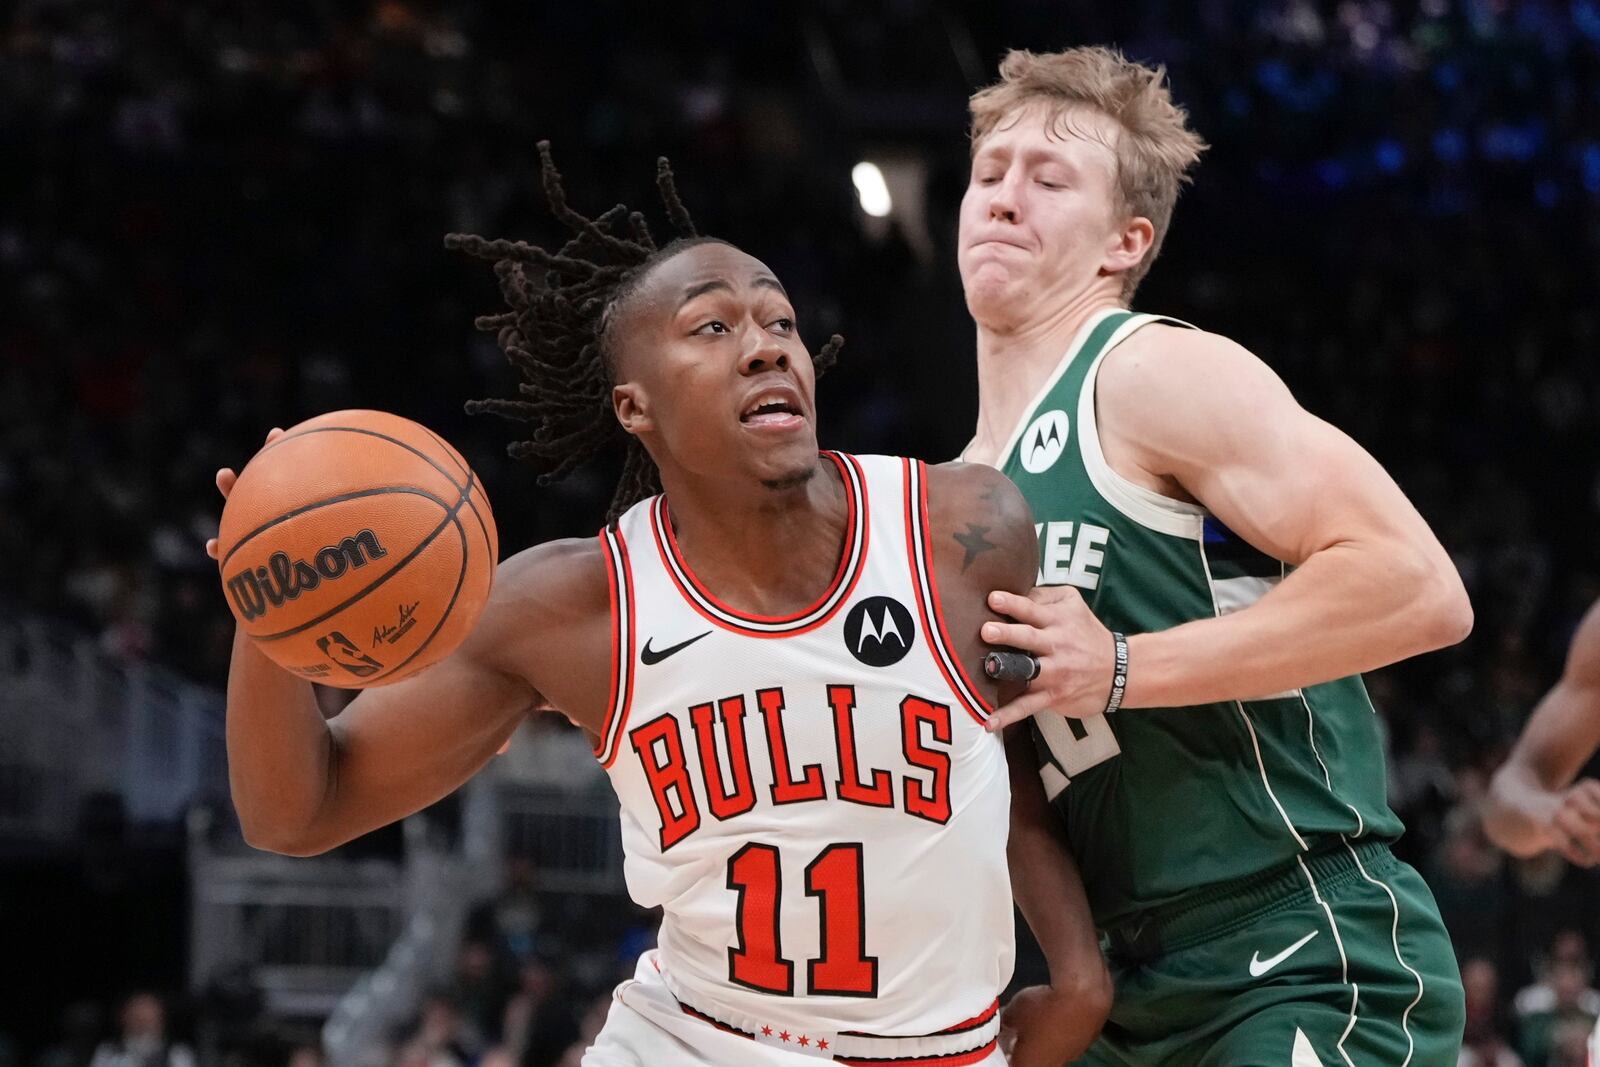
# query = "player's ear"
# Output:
<box><xmin>1103</xmin><ymin>215</ymin><xmax>1155</xmax><ymax>276</ymax></box>
<box><xmin>613</xmin><ymin>382</ymin><xmax>653</xmax><ymax>436</ymax></box>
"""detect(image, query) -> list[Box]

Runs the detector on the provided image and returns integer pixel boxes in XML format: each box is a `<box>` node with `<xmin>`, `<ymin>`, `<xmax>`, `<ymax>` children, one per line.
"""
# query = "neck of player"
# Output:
<box><xmin>968</xmin><ymin>282</ymin><xmax>1122</xmax><ymax>465</ymax></box>
<box><xmin>662</xmin><ymin>457</ymin><xmax>850</xmax><ymax>616</ymax></box>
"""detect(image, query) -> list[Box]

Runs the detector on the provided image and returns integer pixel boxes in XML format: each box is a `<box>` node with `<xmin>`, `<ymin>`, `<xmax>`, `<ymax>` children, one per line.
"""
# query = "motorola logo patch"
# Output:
<box><xmin>842</xmin><ymin>596</ymin><xmax>916</xmax><ymax>667</ymax></box>
<box><xmin>1020</xmin><ymin>409</ymin><xmax>1070</xmax><ymax>474</ymax></box>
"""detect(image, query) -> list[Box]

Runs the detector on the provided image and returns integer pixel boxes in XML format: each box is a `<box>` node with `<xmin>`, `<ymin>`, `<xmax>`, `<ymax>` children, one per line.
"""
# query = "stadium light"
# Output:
<box><xmin>852</xmin><ymin>161</ymin><xmax>893</xmax><ymax>218</ymax></box>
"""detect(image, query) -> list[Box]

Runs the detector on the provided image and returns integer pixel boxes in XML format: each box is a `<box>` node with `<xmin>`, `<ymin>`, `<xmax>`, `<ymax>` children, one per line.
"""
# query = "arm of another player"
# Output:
<box><xmin>984</xmin><ymin>328</ymin><xmax>1472</xmax><ymax>724</ymax></box>
<box><xmin>923</xmin><ymin>464</ymin><xmax>1110</xmax><ymax>1059</ymax></box>
<box><xmin>1000</xmin><ymin>725</ymin><xmax>1112</xmax><ymax>1064</ymax></box>
<box><xmin>1484</xmin><ymin>602</ymin><xmax>1600</xmax><ymax>865</ymax></box>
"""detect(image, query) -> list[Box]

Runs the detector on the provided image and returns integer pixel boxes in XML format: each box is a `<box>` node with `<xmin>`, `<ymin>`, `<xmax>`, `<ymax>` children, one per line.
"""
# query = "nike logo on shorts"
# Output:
<box><xmin>640</xmin><ymin>631</ymin><xmax>712</xmax><ymax>665</ymax></box>
<box><xmin>1248</xmin><ymin>930</ymin><xmax>1318</xmax><ymax>977</ymax></box>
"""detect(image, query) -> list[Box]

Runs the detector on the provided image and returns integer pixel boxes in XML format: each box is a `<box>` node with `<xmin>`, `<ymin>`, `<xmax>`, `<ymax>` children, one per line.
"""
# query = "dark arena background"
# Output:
<box><xmin>3</xmin><ymin>2</ymin><xmax>1599</xmax><ymax>1066</ymax></box>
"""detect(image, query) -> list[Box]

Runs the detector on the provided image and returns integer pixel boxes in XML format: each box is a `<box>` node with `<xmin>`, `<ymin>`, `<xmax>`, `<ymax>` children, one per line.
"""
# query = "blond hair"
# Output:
<box><xmin>968</xmin><ymin>47</ymin><xmax>1207</xmax><ymax>300</ymax></box>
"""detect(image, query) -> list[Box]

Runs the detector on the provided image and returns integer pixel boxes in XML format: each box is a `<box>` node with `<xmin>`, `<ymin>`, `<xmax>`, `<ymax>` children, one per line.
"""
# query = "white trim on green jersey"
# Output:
<box><xmin>964</xmin><ymin>306</ymin><xmax>1122</xmax><ymax>469</ymax></box>
<box><xmin>1075</xmin><ymin>313</ymin><xmax>1207</xmax><ymax>540</ymax></box>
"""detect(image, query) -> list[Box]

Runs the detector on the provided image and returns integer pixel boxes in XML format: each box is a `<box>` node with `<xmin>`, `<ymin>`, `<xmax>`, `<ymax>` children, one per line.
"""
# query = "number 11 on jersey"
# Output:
<box><xmin>727</xmin><ymin>842</ymin><xmax>879</xmax><ymax>997</ymax></box>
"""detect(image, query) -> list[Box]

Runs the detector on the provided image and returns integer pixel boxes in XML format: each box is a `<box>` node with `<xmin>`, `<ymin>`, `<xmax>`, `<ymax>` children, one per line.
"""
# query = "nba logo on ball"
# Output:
<box><xmin>1021</xmin><ymin>410</ymin><xmax>1069</xmax><ymax>474</ymax></box>
<box><xmin>216</xmin><ymin>410</ymin><xmax>498</xmax><ymax>689</ymax></box>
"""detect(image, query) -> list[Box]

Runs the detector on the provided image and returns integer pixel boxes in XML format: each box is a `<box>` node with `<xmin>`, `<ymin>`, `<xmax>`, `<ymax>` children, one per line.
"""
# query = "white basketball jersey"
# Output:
<box><xmin>592</xmin><ymin>453</ymin><xmax>1014</xmax><ymax>1040</ymax></box>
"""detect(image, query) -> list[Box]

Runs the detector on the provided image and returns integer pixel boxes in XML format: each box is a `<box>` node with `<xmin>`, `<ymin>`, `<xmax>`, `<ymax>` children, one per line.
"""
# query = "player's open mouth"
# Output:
<box><xmin>739</xmin><ymin>391</ymin><xmax>806</xmax><ymax>431</ymax></box>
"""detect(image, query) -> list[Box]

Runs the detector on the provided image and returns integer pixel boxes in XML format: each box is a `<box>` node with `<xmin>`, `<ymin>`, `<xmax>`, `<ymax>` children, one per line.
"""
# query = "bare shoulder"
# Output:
<box><xmin>1099</xmin><ymin>324</ymin><xmax>1292</xmax><ymax>417</ymax></box>
<box><xmin>923</xmin><ymin>461</ymin><xmax>1036</xmax><ymax>597</ymax></box>
<box><xmin>462</xmin><ymin>536</ymin><xmax>611</xmax><ymax>672</ymax></box>
<box><xmin>1565</xmin><ymin>601</ymin><xmax>1600</xmax><ymax>684</ymax></box>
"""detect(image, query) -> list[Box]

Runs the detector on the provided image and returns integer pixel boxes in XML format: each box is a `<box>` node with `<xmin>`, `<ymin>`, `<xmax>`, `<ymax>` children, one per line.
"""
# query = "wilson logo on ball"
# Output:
<box><xmin>226</xmin><ymin>529</ymin><xmax>390</xmax><ymax>622</ymax></box>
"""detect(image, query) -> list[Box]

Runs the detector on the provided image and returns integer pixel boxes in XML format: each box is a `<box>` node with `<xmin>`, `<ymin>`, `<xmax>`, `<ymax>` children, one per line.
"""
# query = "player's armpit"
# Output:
<box><xmin>923</xmin><ymin>462</ymin><xmax>1039</xmax><ymax>706</ymax></box>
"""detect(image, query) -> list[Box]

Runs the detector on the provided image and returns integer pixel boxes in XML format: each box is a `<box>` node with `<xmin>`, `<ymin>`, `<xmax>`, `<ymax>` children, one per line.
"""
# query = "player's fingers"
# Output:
<box><xmin>988</xmin><ymin>589</ymin><xmax>1051</xmax><ymax>625</ymax></box>
<box><xmin>1027</xmin><ymin>584</ymin><xmax>1079</xmax><ymax>606</ymax></box>
<box><xmin>985</xmin><ymin>686</ymin><xmax>1059</xmax><ymax>733</ymax></box>
<box><xmin>264</xmin><ymin>426</ymin><xmax>285</xmax><ymax>445</ymax></box>
<box><xmin>1558</xmin><ymin>837</ymin><xmax>1600</xmax><ymax>868</ymax></box>
<box><xmin>1566</xmin><ymin>781</ymin><xmax>1600</xmax><ymax>820</ymax></box>
<box><xmin>205</xmin><ymin>538</ymin><xmax>219</xmax><ymax>561</ymax></box>
<box><xmin>216</xmin><ymin>468</ymin><xmax>237</xmax><ymax>498</ymax></box>
<box><xmin>1553</xmin><ymin>815</ymin><xmax>1600</xmax><ymax>867</ymax></box>
<box><xmin>981</xmin><ymin>620</ymin><xmax>1047</xmax><ymax>652</ymax></box>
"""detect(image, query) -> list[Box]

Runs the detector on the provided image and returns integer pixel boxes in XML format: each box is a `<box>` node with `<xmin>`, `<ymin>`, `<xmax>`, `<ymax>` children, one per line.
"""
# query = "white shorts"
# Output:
<box><xmin>582</xmin><ymin>952</ymin><xmax>1007</xmax><ymax>1067</ymax></box>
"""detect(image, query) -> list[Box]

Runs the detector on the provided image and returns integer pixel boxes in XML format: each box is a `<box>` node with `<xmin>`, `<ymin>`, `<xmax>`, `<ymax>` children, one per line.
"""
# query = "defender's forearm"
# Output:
<box><xmin>1125</xmin><ymin>540</ymin><xmax>1470</xmax><ymax>708</ymax></box>
<box><xmin>224</xmin><ymin>627</ymin><xmax>336</xmax><ymax>854</ymax></box>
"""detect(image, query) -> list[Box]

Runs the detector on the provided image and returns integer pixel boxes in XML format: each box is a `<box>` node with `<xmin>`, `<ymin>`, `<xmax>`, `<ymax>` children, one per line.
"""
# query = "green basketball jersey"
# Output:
<box><xmin>991</xmin><ymin>309</ymin><xmax>1404</xmax><ymax>929</ymax></box>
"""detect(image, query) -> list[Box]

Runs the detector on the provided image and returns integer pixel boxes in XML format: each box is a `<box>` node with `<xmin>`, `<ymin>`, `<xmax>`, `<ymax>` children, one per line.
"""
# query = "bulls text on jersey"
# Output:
<box><xmin>628</xmin><ymin>683</ymin><xmax>955</xmax><ymax>851</ymax></box>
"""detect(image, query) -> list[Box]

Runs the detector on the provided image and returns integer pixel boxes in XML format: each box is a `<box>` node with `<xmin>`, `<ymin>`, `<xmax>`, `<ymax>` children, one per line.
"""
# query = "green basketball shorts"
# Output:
<box><xmin>1074</xmin><ymin>840</ymin><xmax>1465</xmax><ymax>1066</ymax></box>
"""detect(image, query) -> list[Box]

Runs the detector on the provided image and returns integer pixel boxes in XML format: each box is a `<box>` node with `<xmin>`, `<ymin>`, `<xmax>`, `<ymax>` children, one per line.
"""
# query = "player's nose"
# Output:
<box><xmin>987</xmin><ymin>172</ymin><xmax>1022</xmax><ymax>223</ymax></box>
<box><xmin>738</xmin><ymin>331</ymin><xmax>789</xmax><ymax>376</ymax></box>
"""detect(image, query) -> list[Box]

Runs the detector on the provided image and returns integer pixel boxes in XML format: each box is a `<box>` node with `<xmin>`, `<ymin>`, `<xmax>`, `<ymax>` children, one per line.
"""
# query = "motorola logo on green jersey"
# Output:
<box><xmin>1021</xmin><ymin>409</ymin><xmax>1070</xmax><ymax>473</ymax></box>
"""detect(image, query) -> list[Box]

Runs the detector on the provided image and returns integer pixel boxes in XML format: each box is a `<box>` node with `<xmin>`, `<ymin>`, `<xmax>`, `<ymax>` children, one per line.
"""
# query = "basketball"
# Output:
<box><xmin>215</xmin><ymin>410</ymin><xmax>498</xmax><ymax>688</ymax></box>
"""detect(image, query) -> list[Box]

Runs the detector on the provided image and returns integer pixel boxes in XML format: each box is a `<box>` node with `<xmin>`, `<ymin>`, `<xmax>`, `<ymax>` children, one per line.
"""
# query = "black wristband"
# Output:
<box><xmin>1104</xmin><ymin>631</ymin><xmax>1128</xmax><ymax>714</ymax></box>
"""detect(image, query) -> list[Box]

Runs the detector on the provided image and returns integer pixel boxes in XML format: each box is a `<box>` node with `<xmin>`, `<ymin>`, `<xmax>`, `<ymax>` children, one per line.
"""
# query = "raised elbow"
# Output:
<box><xmin>1054</xmin><ymin>955</ymin><xmax>1114</xmax><ymax>1030</ymax></box>
<box><xmin>1422</xmin><ymin>564</ymin><xmax>1473</xmax><ymax>650</ymax></box>
<box><xmin>237</xmin><ymin>812</ymin><xmax>333</xmax><ymax>857</ymax></box>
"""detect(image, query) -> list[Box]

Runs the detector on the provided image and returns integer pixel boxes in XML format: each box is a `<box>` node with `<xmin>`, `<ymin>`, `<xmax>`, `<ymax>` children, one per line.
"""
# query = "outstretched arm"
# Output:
<box><xmin>1484</xmin><ymin>602</ymin><xmax>1600</xmax><ymax>865</ymax></box>
<box><xmin>210</xmin><ymin>438</ymin><xmax>610</xmax><ymax>856</ymax></box>
<box><xmin>1000</xmin><ymin>725</ymin><xmax>1112</xmax><ymax>1064</ymax></box>
<box><xmin>983</xmin><ymin>327</ymin><xmax>1472</xmax><ymax>725</ymax></box>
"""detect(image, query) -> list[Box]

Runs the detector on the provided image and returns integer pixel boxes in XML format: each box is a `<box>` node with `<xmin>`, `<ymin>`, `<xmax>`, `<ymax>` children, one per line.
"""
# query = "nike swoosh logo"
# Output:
<box><xmin>1248</xmin><ymin>930</ymin><xmax>1318</xmax><ymax>977</ymax></box>
<box><xmin>640</xmin><ymin>631</ymin><xmax>712</xmax><ymax>666</ymax></box>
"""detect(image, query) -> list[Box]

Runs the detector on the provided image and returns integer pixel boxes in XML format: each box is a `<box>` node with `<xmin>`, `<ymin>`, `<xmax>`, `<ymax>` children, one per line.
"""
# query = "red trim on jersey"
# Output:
<box><xmin>901</xmin><ymin>459</ymin><xmax>992</xmax><ymax>725</ymax></box>
<box><xmin>650</xmin><ymin>451</ymin><xmax>869</xmax><ymax>637</ymax></box>
<box><xmin>834</xmin><ymin>1039</ymin><xmax>998</xmax><ymax>1066</ymax></box>
<box><xmin>677</xmin><ymin>1002</ymin><xmax>755</xmax><ymax>1038</ymax></box>
<box><xmin>594</xmin><ymin>525</ymin><xmax>636</xmax><ymax>768</ymax></box>
<box><xmin>936</xmin><ymin>999</ymin><xmax>999</xmax><ymax>1035</ymax></box>
<box><xmin>839</xmin><ymin>998</ymin><xmax>999</xmax><ymax>1039</ymax></box>
<box><xmin>672</xmin><ymin>992</ymin><xmax>1001</xmax><ymax>1066</ymax></box>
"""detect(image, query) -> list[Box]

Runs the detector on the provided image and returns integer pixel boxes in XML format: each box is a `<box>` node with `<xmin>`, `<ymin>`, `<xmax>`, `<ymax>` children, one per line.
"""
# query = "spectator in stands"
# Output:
<box><xmin>33</xmin><ymin>1002</ymin><xmax>101</xmax><ymax>1067</ymax></box>
<box><xmin>1514</xmin><ymin>932</ymin><xmax>1600</xmax><ymax>1067</ymax></box>
<box><xmin>1428</xmin><ymin>776</ymin><xmax>1510</xmax><ymax>960</ymax></box>
<box><xmin>1458</xmin><ymin>958</ymin><xmax>1524</xmax><ymax>1067</ymax></box>
<box><xmin>467</xmin><ymin>857</ymin><xmax>543</xmax><ymax>965</ymax></box>
<box><xmin>395</xmin><ymin>991</ymin><xmax>482</xmax><ymax>1067</ymax></box>
<box><xmin>88</xmin><ymin>994</ymin><xmax>194</xmax><ymax>1067</ymax></box>
<box><xmin>553</xmin><ymin>993</ymin><xmax>611</xmax><ymax>1067</ymax></box>
<box><xmin>449</xmin><ymin>940</ymin><xmax>507</xmax><ymax>1052</ymax></box>
<box><xmin>499</xmin><ymin>955</ymin><xmax>577</xmax><ymax>1067</ymax></box>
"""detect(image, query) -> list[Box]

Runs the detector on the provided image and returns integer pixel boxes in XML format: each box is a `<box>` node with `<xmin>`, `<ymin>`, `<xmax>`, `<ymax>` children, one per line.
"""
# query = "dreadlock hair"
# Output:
<box><xmin>446</xmin><ymin>141</ymin><xmax>844</xmax><ymax>522</ymax></box>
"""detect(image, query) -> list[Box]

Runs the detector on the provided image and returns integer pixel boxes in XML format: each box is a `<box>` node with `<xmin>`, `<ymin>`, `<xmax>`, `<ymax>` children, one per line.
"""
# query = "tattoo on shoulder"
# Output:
<box><xmin>953</xmin><ymin>523</ymin><xmax>998</xmax><ymax>572</ymax></box>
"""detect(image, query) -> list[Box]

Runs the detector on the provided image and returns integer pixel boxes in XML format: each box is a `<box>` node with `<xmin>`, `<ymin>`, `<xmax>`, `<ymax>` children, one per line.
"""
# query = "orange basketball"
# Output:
<box><xmin>216</xmin><ymin>410</ymin><xmax>498</xmax><ymax>688</ymax></box>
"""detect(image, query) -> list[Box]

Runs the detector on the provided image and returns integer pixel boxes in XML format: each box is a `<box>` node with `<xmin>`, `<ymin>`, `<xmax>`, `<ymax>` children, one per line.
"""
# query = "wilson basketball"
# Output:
<box><xmin>216</xmin><ymin>410</ymin><xmax>498</xmax><ymax>688</ymax></box>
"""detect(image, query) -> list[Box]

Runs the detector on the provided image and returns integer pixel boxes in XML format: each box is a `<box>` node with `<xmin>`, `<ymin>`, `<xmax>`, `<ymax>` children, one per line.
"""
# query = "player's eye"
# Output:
<box><xmin>694</xmin><ymin>320</ymin><xmax>731</xmax><ymax>335</ymax></box>
<box><xmin>769</xmin><ymin>317</ymin><xmax>794</xmax><ymax>333</ymax></box>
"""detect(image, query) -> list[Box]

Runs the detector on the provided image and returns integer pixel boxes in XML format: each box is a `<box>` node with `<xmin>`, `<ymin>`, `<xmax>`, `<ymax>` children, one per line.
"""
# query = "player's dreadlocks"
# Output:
<box><xmin>446</xmin><ymin>142</ymin><xmax>843</xmax><ymax>522</ymax></box>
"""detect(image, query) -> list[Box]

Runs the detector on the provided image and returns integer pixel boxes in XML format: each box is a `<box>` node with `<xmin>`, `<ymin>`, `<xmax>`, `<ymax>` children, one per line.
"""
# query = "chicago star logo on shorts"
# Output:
<box><xmin>1020</xmin><ymin>409</ymin><xmax>1069</xmax><ymax>474</ymax></box>
<box><xmin>842</xmin><ymin>596</ymin><xmax>915</xmax><ymax>667</ymax></box>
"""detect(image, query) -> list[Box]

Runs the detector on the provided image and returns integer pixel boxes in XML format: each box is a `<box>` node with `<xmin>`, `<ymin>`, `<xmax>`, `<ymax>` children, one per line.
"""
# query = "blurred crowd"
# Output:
<box><xmin>4</xmin><ymin>0</ymin><xmax>1600</xmax><ymax>1065</ymax></box>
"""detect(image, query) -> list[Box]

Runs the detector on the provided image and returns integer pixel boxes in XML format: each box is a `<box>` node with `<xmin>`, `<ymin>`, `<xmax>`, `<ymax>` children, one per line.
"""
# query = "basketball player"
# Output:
<box><xmin>1482</xmin><ymin>600</ymin><xmax>1600</xmax><ymax>1067</ymax></box>
<box><xmin>208</xmin><ymin>148</ymin><xmax>1109</xmax><ymax>1066</ymax></box>
<box><xmin>954</xmin><ymin>49</ymin><xmax>1475</xmax><ymax>1064</ymax></box>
